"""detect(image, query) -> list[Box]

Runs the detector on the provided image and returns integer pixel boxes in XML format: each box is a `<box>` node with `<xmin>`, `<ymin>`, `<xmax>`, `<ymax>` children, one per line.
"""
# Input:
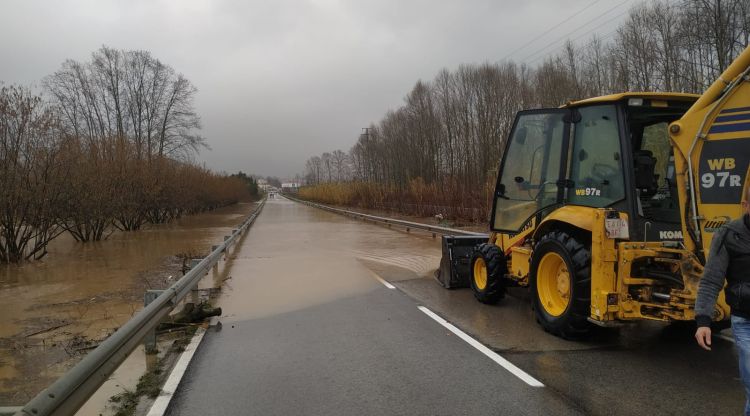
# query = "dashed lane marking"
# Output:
<box><xmin>368</xmin><ymin>270</ymin><xmax>396</xmax><ymax>289</ymax></box>
<box><xmin>418</xmin><ymin>306</ymin><xmax>545</xmax><ymax>387</ymax></box>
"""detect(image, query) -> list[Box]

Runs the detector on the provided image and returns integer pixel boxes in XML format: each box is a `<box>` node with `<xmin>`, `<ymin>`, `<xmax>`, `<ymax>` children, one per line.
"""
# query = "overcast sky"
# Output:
<box><xmin>0</xmin><ymin>0</ymin><xmax>634</xmax><ymax>178</ymax></box>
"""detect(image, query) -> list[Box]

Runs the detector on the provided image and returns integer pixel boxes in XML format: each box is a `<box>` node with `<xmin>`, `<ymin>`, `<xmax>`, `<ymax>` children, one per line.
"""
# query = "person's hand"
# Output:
<box><xmin>695</xmin><ymin>326</ymin><xmax>712</xmax><ymax>351</ymax></box>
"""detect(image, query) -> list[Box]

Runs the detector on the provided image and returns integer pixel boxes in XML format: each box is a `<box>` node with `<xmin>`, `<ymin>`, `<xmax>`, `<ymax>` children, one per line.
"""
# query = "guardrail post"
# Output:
<box><xmin>190</xmin><ymin>259</ymin><xmax>203</xmax><ymax>303</ymax></box>
<box><xmin>143</xmin><ymin>290</ymin><xmax>165</xmax><ymax>353</ymax></box>
<box><xmin>211</xmin><ymin>246</ymin><xmax>220</xmax><ymax>270</ymax></box>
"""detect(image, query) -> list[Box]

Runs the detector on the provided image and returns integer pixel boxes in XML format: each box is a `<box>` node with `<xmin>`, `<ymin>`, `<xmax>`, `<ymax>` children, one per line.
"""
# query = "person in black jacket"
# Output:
<box><xmin>695</xmin><ymin>186</ymin><xmax>750</xmax><ymax>416</ymax></box>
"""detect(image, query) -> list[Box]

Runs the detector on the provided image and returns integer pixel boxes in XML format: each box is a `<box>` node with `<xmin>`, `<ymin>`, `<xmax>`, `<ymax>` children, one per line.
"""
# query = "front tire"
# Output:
<box><xmin>470</xmin><ymin>243</ymin><xmax>507</xmax><ymax>304</ymax></box>
<box><xmin>530</xmin><ymin>231</ymin><xmax>593</xmax><ymax>338</ymax></box>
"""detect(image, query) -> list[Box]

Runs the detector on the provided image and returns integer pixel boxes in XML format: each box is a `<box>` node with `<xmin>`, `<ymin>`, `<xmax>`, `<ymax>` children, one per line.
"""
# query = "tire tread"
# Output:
<box><xmin>530</xmin><ymin>231</ymin><xmax>593</xmax><ymax>339</ymax></box>
<box><xmin>470</xmin><ymin>243</ymin><xmax>507</xmax><ymax>304</ymax></box>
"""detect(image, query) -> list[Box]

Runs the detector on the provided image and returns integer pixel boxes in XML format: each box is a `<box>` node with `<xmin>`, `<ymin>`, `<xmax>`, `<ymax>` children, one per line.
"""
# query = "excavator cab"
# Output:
<box><xmin>491</xmin><ymin>96</ymin><xmax>696</xmax><ymax>241</ymax></box>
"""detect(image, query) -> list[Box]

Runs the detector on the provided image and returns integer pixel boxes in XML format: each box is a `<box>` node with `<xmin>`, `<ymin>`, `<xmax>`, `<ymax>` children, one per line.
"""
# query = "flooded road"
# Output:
<box><xmin>0</xmin><ymin>202</ymin><xmax>255</xmax><ymax>405</ymax></box>
<box><xmin>169</xmin><ymin>197</ymin><xmax>580</xmax><ymax>416</ymax></box>
<box><xmin>171</xmin><ymin>197</ymin><xmax>745</xmax><ymax>416</ymax></box>
<box><xmin>213</xmin><ymin>196</ymin><xmax>442</xmax><ymax>323</ymax></box>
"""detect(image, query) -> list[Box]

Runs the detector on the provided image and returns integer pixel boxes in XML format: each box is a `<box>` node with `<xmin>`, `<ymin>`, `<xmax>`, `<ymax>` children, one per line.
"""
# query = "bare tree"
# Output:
<box><xmin>0</xmin><ymin>86</ymin><xmax>67</xmax><ymax>261</ymax></box>
<box><xmin>321</xmin><ymin>152</ymin><xmax>333</xmax><ymax>182</ymax></box>
<box><xmin>0</xmin><ymin>48</ymin><xmax>251</xmax><ymax>261</ymax></box>
<box><xmin>305</xmin><ymin>156</ymin><xmax>323</xmax><ymax>184</ymax></box>
<box><xmin>331</xmin><ymin>150</ymin><xmax>349</xmax><ymax>181</ymax></box>
<box><xmin>45</xmin><ymin>46</ymin><xmax>205</xmax><ymax>161</ymax></box>
<box><xmin>43</xmin><ymin>46</ymin><xmax>210</xmax><ymax>235</ymax></box>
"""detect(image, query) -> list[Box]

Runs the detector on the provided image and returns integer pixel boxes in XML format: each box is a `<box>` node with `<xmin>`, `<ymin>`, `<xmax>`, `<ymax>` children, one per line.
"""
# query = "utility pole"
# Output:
<box><xmin>360</xmin><ymin>127</ymin><xmax>371</xmax><ymax>182</ymax></box>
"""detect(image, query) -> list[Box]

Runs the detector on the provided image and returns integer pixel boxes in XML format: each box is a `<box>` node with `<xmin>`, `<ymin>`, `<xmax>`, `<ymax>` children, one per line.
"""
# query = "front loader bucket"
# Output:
<box><xmin>436</xmin><ymin>235</ymin><xmax>489</xmax><ymax>289</ymax></box>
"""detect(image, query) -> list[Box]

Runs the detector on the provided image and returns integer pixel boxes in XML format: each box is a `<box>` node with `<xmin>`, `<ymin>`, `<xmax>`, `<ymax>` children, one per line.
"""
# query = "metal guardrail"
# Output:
<box><xmin>12</xmin><ymin>198</ymin><xmax>266</xmax><ymax>416</ymax></box>
<box><xmin>284</xmin><ymin>195</ymin><xmax>487</xmax><ymax>237</ymax></box>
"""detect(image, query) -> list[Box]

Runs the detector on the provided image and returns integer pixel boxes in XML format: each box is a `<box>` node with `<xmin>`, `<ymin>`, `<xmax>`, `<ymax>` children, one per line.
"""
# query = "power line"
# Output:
<box><xmin>596</xmin><ymin>29</ymin><xmax>620</xmax><ymax>42</ymax></box>
<box><xmin>526</xmin><ymin>13</ymin><xmax>628</xmax><ymax>65</ymax></box>
<box><xmin>521</xmin><ymin>0</ymin><xmax>632</xmax><ymax>64</ymax></box>
<box><xmin>525</xmin><ymin>0</ymin><xmax>647</xmax><ymax>66</ymax></box>
<box><xmin>500</xmin><ymin>0</ymin><xmax>602</xmax><ymax>62</ymax></box>
<box><xmin>520</xmin><ymin>0</ymin><xmax>632</xmax><ymax>64</ymax></box>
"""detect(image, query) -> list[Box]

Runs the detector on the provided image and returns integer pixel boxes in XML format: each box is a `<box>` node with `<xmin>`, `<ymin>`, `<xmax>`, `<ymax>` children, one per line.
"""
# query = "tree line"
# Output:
<box><xmin>0</xmin><ymin>47</ymin><xmax>255</xmax><ymax>263</ymax></box>
<box><xmin>302</xmin><ymin>0</ymin><xmax>750</xmax><ymax>221</ymax></box>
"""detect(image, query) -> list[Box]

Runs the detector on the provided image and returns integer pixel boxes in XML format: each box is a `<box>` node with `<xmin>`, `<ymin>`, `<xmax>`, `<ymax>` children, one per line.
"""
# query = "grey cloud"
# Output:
<box><xmin>0</xmin><ymin>0</ymin><xmax>608</xmax><ymax>177</ymax></box>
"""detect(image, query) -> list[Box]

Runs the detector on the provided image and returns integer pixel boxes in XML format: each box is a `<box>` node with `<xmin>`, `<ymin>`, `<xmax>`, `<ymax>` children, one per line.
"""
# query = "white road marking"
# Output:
<box><xmin>147</xmin><ymin>327</ymin><xmax>207</xmax><ymax>416</ymax></box>
<box><xmin>372</xmin><ymin>272</ymin><xmax>396</xmax><ymax>289</ymax></box>
<box><xmin>418</xmin><ymin>306</ymin><xmax>545</xmax><ymax>387</ymax></box>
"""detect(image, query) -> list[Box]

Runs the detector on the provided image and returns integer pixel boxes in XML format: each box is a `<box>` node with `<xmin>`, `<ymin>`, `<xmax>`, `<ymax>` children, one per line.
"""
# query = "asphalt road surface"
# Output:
<box><xmin>167</xmin><ymin>197</ymin><xmax>745</xmax><ymax>415</ymax></box>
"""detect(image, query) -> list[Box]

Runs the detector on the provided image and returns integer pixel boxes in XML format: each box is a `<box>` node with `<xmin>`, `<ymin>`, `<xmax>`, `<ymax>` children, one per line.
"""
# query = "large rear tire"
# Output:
<box><xmin>530</xmin><ymin>231</ymin><xmax>593</xmax><ymax>339</ymax></box>
<box><xmin>470</xmin><ymin>243</ymin><xmax>507</xmax><ymax>304</ymax></box>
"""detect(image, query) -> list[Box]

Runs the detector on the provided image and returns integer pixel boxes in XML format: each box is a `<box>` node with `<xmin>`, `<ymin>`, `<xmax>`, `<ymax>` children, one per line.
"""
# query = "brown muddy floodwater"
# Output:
<box><xmin>0</xmin><ymin>202</ymin><xmax>255</xmax><ymax>406</ymax></box>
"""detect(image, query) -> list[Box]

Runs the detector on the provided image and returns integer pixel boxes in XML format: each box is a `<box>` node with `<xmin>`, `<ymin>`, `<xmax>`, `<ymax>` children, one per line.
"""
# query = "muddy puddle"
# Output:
<box><xmin>0</xmin><ymin>202</ymin><xmax>255</xmax><ymax>406</ymax></box>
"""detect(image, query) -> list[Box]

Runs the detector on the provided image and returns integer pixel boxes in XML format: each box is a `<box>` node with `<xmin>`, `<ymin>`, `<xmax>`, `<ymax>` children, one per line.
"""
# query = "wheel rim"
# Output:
<box><xmin>473</xmin><ymin>257</ymin><xmax>488</xmax><ymax>291</ymax></box>
<box><xmin>536</xmin><ymin>252</ymin><xmax>571</xmax><ymax>317</ymax></box>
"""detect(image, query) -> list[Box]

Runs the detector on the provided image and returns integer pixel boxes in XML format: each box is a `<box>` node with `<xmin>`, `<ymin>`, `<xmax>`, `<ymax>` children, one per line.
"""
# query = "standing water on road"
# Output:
<box><xmin>213</xmin><ymin>198</ymin><xmax>443</xmax><ymax>323</ymax></box>
<box><xmin>0</xmin><ymin>202</ymin><xmax>255</xmax><ymax>405</ymax></box>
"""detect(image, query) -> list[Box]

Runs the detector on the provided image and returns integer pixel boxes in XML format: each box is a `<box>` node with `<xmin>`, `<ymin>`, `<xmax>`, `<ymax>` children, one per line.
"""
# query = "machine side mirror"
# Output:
<box><xmin>578</xmin><ymin>149</ymin><xmax>588</xmax><ymax>161</ymax></box>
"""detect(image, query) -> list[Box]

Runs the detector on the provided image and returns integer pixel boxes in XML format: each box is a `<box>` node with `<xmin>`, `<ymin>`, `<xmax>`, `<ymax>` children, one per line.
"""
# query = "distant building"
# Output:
<box><xmin>281</xmin><ymin>182</ymin><xmax>300</xmax><ymax>193</ymax></box>
<box><xmin>257</xmin><ymin>178</ymin><xmax>272</xmax><ymax>192</ymax></box>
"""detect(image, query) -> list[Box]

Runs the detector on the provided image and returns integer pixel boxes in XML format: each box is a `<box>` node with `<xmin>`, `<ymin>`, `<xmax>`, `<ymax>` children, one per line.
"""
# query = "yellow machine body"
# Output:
<box><xmin>479</xmin><ymin>46</ymin><xmax>750</xmax><ymax>329</ymax></box>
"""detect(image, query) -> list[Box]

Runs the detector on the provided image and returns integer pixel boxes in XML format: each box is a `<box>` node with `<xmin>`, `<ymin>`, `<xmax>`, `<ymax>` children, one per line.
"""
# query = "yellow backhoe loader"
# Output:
<box><xmin>440</xmin><ymin>45</ymin><xmax>750</xmax><ymax>338</ymax></box>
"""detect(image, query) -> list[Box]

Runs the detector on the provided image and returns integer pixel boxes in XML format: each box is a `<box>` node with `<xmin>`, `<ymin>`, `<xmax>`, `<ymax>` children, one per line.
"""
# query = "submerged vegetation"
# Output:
<box><xmin>0</xmin><ymin>47</ymin><xmax>257</xmax><ymax>263</ymax></box>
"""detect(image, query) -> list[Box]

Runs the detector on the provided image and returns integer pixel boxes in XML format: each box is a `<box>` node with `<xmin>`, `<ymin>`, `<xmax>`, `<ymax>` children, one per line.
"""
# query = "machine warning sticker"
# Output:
<box><xmin>703</xmin><ymin>216</ymin><xmax>730</xmax><ymax>233</ymax></box>
<box><xmin>699</xmin><ymin>138</ymin><xmax>750</xmax><ymax>204</ymax></box>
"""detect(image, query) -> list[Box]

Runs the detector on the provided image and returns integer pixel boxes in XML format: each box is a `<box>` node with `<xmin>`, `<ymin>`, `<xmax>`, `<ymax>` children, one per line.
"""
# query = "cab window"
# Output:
<box><xmin>492</xmin><ymin>110</ymin><xmax>567</xmax><ymax>232</ymax></box>
<box><xmin>633</xmin><ymin>121</ymin><xmax>680</xmax><ymax>223</ymax></box>
<box><xmin>567</xmin><ymin>105</ymin><xmax>625</xmax><ymax>207</ymax></box>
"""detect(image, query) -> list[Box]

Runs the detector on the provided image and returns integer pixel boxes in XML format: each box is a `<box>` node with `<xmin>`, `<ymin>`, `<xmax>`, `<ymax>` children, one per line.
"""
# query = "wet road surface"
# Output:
<box><xmin>168</xmin><ymin>198</ymin><xmax>580</xmax><ymax>415</ymax></box>
<box><xmin>168</xmin><ymin>197</ymin><xmax>745</xmax><ymax>415</ymax></box>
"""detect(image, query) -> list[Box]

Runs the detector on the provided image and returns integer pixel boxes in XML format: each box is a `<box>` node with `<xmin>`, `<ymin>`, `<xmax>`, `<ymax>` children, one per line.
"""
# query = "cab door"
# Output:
<box><xmin>491</xmin><ymin>109</ymin><xmax>571</xmax><ymax>233</ymax></box>
<box><xmin>566</xmin><ymin>104</ymin><xmax>626</xmax><ymax>209</ymax></box>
